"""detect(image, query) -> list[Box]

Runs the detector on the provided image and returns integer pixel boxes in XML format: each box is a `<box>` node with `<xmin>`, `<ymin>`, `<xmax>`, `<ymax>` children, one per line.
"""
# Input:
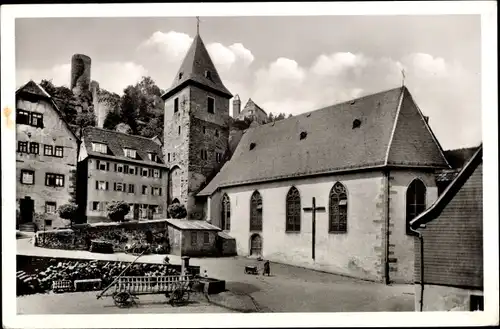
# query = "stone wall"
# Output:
<box><xmin>415</xmin><ymin>284</ymin><xmax>483</xmax><ymax>311</ymax></box>
<box><xmin>35</xmin><ymin>219</ymin><xmax>171</xmax><ymax>252</ymax></box>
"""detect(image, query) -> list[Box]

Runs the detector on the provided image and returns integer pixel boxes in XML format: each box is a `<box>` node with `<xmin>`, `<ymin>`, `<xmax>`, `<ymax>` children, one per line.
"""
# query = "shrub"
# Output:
<box><xmin>167</xmin><ymin>203</ymin><xmax>187</xmax><ymax>219</ymax></box>
<box><xmin>57</xmin><ymin>203</ymin><xmax>79</xmax><ymax>227</ymax></box>
<box><xmin>106</xmin><ymin>201</ymin><xmax>130</xmax><ymax>222</ymax></box>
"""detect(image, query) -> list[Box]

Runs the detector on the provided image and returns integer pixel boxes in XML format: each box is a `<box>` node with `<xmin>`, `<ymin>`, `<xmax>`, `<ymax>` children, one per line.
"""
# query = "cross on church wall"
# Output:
<box><xmin>303</xmin><ymin>197</ymin><xmax>326</xmax><ymax>261</ymax></box>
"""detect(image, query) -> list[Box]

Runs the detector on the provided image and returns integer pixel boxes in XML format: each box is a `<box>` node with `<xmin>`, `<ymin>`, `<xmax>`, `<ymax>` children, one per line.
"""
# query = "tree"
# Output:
<box><xmin>167</xmin><ymin>203</ymin><xmax>187</xmax><ymax>219</ymax></box>
<box><xmin>57</xmin><ymin>203</ymin><xmax>79</xmax><ymax>228</ymax></box>
<box><xmin>106</xmin><ymin>201</ymin><xmax>130</xmax><ymax>222</ymax></box>
<box><xmin>75</xmin><ymin>111</ymin><xmax>97</xmax><ymax>129</ymax></box>
<box><xmin>115</xmin><ymin>122</ymin><xmax>132</xmax><ymax>134</ymax></box>
<box><xmin>103</xmin><ymin>111</ymin><xmax>122</xmax><ymax>130</ymax></box>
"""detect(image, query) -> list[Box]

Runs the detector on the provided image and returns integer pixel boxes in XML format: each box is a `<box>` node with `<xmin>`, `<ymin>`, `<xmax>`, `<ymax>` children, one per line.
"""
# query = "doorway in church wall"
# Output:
<box><xmin>250</xmin><ymin>234</ymin><xmax>262</xmax><ymax>256</ymax></box>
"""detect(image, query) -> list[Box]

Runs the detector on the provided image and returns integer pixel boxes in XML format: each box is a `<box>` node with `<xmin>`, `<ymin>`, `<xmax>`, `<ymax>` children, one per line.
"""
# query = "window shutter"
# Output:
<box><xmin>151</xmin><ymin>187</ymin><xmax>154</xmax><ymax>194</ymax></box>
<box><xmin>95</xmin><ymin>181</ymin><xmax>99</xmax><ymax>190</ymax></box>
<box><xmin>106</xmin><ymin>162</ymin><xmax>110</xmax><ymax>171</ymax></box>
<box><xmin>106</xmin><ymin>182</ymin><xmax>109</xmax><ymax>190</ymax></box>
<box><xmin>159</xmin><ymin>170</ymin><xmax>162</xmax><ymax>179</ymax></box>
<box><xmin>124</xmin><ymin>165</ymin><xmax>129</xmax><ymax>173</ymax></box>
<box><xmin>149</xmin><ymin>169</ymin><xmax>153</xmax><ymax>177</ymax></box>
<box><xmin>123</xmin><ymin>184</ymin><xmax>127</xmax><ymax>193</ymax></box>
<box><xmin>114</xmin><ymin>164</ymin><xmax>117</xmax><ymax>172</ymax></box>
<box><xmin>96</xmin><ymin>160</ymin><xmax>100</xmax><ymax>169</ymax></box>
<box><xmin>159</xmin><ymin>188</ymin><xmax>162</xmax><ymax>196</ymax></box>
<box><xmin>114</xmin><ymin>182</ymin><xmax>117</xmax><ymax>191</ymax></box>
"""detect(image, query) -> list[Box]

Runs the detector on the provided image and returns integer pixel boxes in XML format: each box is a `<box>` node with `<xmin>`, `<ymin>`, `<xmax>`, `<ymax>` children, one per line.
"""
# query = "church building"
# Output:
<box><xmin>162</xmin><ymin>31</ymin><xmax>451</xmax><ymax>284</ymax></box>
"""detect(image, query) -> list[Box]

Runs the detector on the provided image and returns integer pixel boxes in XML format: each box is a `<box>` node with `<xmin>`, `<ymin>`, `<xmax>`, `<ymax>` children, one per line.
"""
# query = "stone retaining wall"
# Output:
<box><xmin>34</xmin><ymin>219</ymin><xmax>170</xmax><ymax>252</ymax></box>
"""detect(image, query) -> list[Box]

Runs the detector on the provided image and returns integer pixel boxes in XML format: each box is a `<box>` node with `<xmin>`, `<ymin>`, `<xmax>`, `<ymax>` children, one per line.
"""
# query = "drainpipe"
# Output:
<box><xmin>384</xmin><ymin>170</ymin><xmax>391</xmax><ymax>285</ymax></box>
<box><xmin>409</xmin><ymin>225</ymin><xmax>425</xmax><ymax>312</ymax></box>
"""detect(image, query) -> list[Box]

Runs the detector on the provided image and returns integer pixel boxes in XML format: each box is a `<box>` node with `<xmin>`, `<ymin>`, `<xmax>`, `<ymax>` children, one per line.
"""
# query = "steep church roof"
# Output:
<box><xmin>199</xmin><ymin>86</ymin><xmax>450</xmax><ymax>196</ymax></box>
<box><xmin>161</xmin><ymin>34</ymin><xmax>232</xmax><ymax>100</ymax></box>
<box><xmin>237</xmin><ymin>98</ymin><xmax>268</xmax><ymax>124</ymax></box>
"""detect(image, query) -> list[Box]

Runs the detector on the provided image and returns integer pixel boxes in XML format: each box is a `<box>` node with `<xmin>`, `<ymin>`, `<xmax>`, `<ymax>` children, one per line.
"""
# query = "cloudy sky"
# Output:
<box><xmin>16</xmin><ymin>15</ymin><xmax>482</xmax><ymax>150</ymax></box>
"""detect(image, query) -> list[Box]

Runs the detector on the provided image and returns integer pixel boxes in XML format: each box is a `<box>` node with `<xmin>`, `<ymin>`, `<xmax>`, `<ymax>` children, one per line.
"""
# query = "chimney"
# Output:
<box><xmin>233</xmin><ymin>94</ymin><xmax>241</xmax><ymax>119</ymax></box>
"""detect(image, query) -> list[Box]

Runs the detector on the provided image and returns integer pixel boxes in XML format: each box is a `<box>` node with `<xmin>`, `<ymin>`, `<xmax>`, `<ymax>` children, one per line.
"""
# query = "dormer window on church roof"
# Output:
<box><xmin>205</xmin><ymin>70</ymin><xmax>212</xmax><ymax>80</ymax></box>
<box><xmin>179</xmin><ymin>72</ymin><xmax>183</xmax><ymax>80</ymax></box>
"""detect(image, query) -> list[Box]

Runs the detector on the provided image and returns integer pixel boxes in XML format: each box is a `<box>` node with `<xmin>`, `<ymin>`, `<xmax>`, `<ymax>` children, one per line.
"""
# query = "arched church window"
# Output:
<box><xmin>329</xmin><ymin>182</ymin><xmax>348</xmax><ymax>233</ymax></box>
<box><xmin>221</xmin><ymin>194</ymin><xmax>231</xmax><ymax>231</ymax></box>
<box><xmin>250</xmin><ymin>191</ymin><xmax>263</xmax><ymax>231</ymax></box>
<box><xmin>286</xmin><ymin>186</ymin><xmax>301</xmax><ymax>232</ymax></box>
<box><xmin>406</xmin><ymin>179</ymin><xmax>427</xmax><ymax>235</ymax></box>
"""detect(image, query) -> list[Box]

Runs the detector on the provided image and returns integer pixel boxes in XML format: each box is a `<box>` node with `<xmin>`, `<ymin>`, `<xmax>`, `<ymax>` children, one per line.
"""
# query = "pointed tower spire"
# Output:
<box><xmin>196</xmin><ymin>16</ymin><xmax>200</xmax><ymax>35</ymax></box>
<box><xmin>161</xmin><ymin>31</ymin><xmax>232</xmax><ymax>100</ymax></box>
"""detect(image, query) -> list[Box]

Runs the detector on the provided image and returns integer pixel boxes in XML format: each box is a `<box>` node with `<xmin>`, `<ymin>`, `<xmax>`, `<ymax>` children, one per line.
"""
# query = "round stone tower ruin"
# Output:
<box><xmin>71</xmin><ymin>54</ymin><xmax>92</xmax><ymax>97</ymax></box>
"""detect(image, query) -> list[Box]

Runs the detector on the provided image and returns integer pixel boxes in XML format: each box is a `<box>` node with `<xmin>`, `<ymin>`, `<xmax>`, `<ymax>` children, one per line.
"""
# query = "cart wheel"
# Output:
<box><xmin>113</xmin><ymin>292</ymin><xmax>131</xmax><ymax>308</ymax></box>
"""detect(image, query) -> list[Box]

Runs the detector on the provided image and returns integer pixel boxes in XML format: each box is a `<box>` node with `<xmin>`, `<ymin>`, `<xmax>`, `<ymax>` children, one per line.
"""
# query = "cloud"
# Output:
<box><xmin>17</xmin><ymin>61</ymin><xmax>148</xmax><ymax>94</ymax></box>
<box><xmin>139</xmin><ymin>31</ymin><xmax>255</xmax><ymax>72</ymax></box>
<box><xmin>245</xmin><ymin>51</ymin><xmax>480</xmax><ymax>149</ymax></box>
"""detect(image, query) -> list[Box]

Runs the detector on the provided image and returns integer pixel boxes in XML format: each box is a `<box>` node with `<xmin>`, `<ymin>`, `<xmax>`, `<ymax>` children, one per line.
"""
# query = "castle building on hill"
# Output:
<box><xmin>161</xmin><ymin>32</ymin><xmax>457</xmax><ymax>283</ymax></box>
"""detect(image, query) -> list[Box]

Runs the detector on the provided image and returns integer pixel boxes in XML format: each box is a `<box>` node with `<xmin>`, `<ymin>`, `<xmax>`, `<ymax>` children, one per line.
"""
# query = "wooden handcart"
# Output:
<box><xmin>96</xmin><ymin>245</ymin><xmax>197</xmax><ymax>308</ymax></box>
<box><xmin>97</xmin><ymin>274</ymin><xmax>195</xmax><ymax>308</ymax></box>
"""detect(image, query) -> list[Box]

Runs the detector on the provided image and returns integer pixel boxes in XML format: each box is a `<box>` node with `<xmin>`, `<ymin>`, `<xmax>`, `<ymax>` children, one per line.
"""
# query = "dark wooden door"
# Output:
<box><xmin>250</xmin><ymin>234</ymin><xmax>262</xmax><ymax>256</ymax></box>
<box><xmin>20</xmin><ymin>197</ymin><xmax>34</xmax><ymax>224</ymax></box>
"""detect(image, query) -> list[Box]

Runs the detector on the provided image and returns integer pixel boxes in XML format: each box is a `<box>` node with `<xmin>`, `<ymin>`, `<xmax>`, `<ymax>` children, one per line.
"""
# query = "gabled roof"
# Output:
<box><xmin>161</xmin><ymin>34</ymin><xmax>232</xmax><ymax>100</ymax></box>
<box><xmin>199</xmin><ymin>86</ymin><xmax>449</xmax><ymax>196</ymax></box>
<box><xmin>242</xmin><ymin>98</ymin><xmax>267</xmax><ymax>116</ymax></box>
<box><xmin>410</xmin><ymin>144</ymin><xmax>483</xmax><ymax>229</ymax></box>
<box><xmin>16</xmin><ymin>80</ymin><xmax>80</xmax><ymax>142</ymax></box>
<box><xmin>81</xmin><ymin>127</ymin><xmax>167</xmax><ymax>168</ymax></box>
<box><xmin>237</xmin><ymin>98</ymin><xmax>268</xmax><ymax>124</ymax></box>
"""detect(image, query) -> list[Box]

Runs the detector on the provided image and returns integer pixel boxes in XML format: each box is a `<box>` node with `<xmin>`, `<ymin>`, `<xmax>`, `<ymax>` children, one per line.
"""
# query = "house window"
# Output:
<box><xmin>216</xmin><ymin>152</ymin><xmax>223</xmax><ymax>163</ymax></box>
<box><xmin>124</xmin><ymin>148</ymin><xmax>137</xmax><ymax>159</ymax></box>
<box><xmin>329</xmin><ymin>182</ymin><xmax>348</xmax><ymax>233</ymax></box>
<box><xmin>96</xmin><ymin>160</ymin><xmax>107</xmax><ymax>171</ymax></box>
<box><xmin>117</xmin><ymin>164</ymin><xmax>124</xmax><ymax>173</ymax></box>
<box><xmin>142</xmin><ymin>185</ymin><xmax>148</xmax><ymax>195</ymax></box>
<box><xmin>129</xmin><ymin>166</ymin><xmax>135</xmax><ymax>175</ymax></box>
<box><xmin>45</xmin><ymin>202</ymin><xmax>57</xmax><ymax>214</ymax></box>
<box><xmin>286</xmin><ymin>186</ymin><xmax>301</xmax><ymax>232</ymax></box>
<box><xmin>200</xmin><ymin>149</ymin><xmax>208</xmax><ymax>160</ymax></box>
<box><xmin>44</xmin><ymin>145</ymin><xmax>53</xmax><ymax>156</ymax></box>
<box><xmin>20</xmin><ymin>170</ymin><xmax>34</xmax><ymax>185</ymax></box>
<box><xmin>30</xmin><ymin>113</ymin><xmax>43</xmax><ymax>128</ymax></box>
<box><xmin>142</xmin><ymin>168</ymin><xmax>149</xmax><ymax>177</ymax></box>
<box><xmin>203</xmin><ymin>232</ymin><xmax>210</xmax><ymax>244</ymax></box>
<box><xmin>174</xmin><ymin>98</ymin><xmax>179</xmax><ymax>113</ymax></box>
<box><xmin>29</xmin><ymin>142</ymin><xmax>39</xmax><ymax>154</ymax></box>
<box><xmin>207</xmin><ymin>97</ymin><xmax>215</xmax><ymax>114</ymax></box>
<box><xmin>221</xmin><ymin>194</ymin><xmax>231</xmax><ymax>231</ymax></box>
<box><xmin>96</xmin><ymin>181</ymin><xmax>107</xmax><ymax>190</ymax></box>
<box><xmin>215</xmin><ymin>129</ymin><xmax>219</xmax><ymax>137</ymax></box>
<box><xmin>44</xmin><ymin>220</ymin><xmax>52</xmax><ymax>227</ymax></box>
<box><xmin>128</xmin><ymin>184</ymin><xmax>135</xmax><ymax>194</ymax></box>
<box><xmin>55</xmin><ymin>146</ymin><xmax>63</xmax><ymax>157</ymax></box>
<box><xmin>114</xmin><ymin>182</ymin><xmax>124</xmax><ymax>192</ymax></box>
<box><xmin>153</xmin><ymin>169</ymin><xmax>160</xmax><ymax>178</ymax></box>
<box><xmin>16</xmin><ymin>109</ymin><xmax>30</xmax><ymax>125</ymax></box>
<box><xmin>45</xmin><ymin>173</ymin><xmax>64</xmax><ymax>187</ymax></box>
<box><xmin>152</xmin><ymin>187</ymin><xmax>162</xmax><ymax>196</ymax></box>
<box><xmin>92</xmin><ymin>202</ymin><xmax>100</xmax><ymax>211</ymax></box>
<box><xmin>250</xmin><ymin>190</ymin><xmax>263</xmax><ymax>231</ymax></box>
<box><xmin>91</xmin><ymin>142</ymin><xmax>107</xmax><ymax>154</ymax></box>
<box><xmin>191</xmin><ymin>232</ymin><xmax>198</xmax><ymax>246</ymax></box>
<box><xmin>149</xmin><ymin>153</ymin><xmax>158</xmax><ymax>162</ymax></box>
<box><xmin>18</xmin><ymin>141</ymin><xmax>28</xmax><ymax>153</ymax></box>
<box><xmin>406</xmin><ymin>179</ymin><xmax>427</xmax><ymax>235</ymax></box>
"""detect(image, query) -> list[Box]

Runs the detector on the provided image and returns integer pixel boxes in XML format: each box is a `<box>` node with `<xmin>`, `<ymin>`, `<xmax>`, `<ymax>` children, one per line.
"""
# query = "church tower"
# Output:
<box><xmin>161</xmin><ymin>32</ymin><xmax>233</xmax><ymax>219</ymax></box>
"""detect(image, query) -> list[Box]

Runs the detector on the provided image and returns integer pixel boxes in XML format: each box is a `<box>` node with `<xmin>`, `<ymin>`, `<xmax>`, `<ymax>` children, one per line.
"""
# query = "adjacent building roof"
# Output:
<box><xmin>81</xmin><ymin>126</ymin><xmax>167</xmax><ymax>167</ymax></box>
<box><xmin>166</xmin><ymin>218</ymin><xmax>221</xmax><ymax>231</ymax></box>
<box><xmin>16</xmin><ymin>80</ymin><xmax>80</xmax><ymax>142</ymax></box>
<box><xmin>410</xmin><ymin>144</ymin><xmax>483</xmax><ymax>229</ymax></box>
<box><xmin>443</xmin><ymin>146</ymin><xmax>481</xmax><ymax>169</ymax></box>
<box><xmin>162</xmin><ymin>34</ymin><xmax>232</xmax><ymax>100</ymax></box>
<box><xmin>199</xmin><ymin>86</ymin><xmax>450</xmax><ymax>196</ymax></box>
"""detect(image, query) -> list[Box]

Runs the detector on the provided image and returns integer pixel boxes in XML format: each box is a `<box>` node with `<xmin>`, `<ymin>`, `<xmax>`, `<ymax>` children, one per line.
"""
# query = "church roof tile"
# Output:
<box><xmin>199</xmin><ymin>86</ymin><xmax>449</xmax><ymax>196</ymax></box>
